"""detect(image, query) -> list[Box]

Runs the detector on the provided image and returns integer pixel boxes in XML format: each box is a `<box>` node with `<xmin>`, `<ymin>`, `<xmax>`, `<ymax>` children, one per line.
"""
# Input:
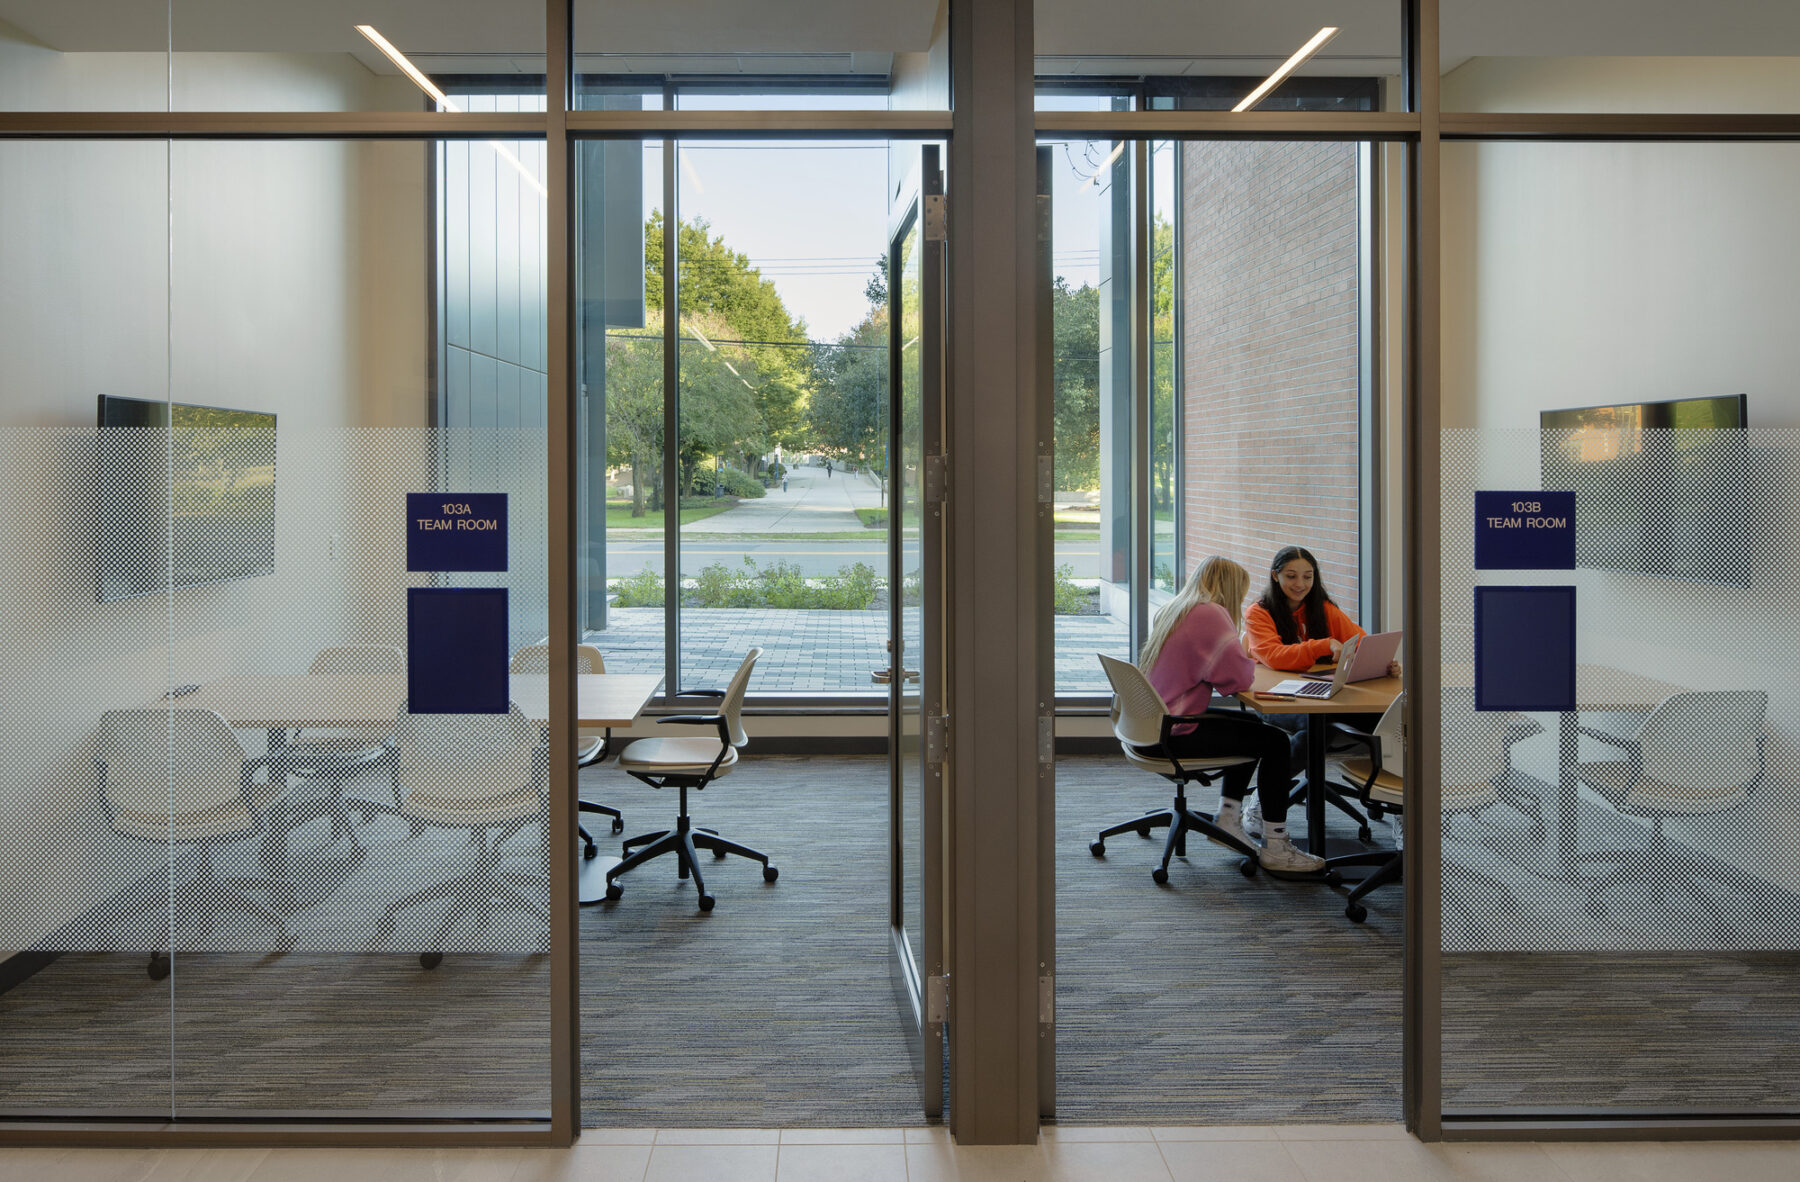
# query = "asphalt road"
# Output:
<box><xmin>604</xmin><ymin>537</ymin><xmax>1102</xmax><ymax>577</ymax></box>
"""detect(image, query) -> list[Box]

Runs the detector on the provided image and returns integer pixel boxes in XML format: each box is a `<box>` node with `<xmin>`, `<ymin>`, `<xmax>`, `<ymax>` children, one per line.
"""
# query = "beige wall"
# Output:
<box><xmin>0</xmin><ymin>35</ymin><xmax>429</xmax><ymax>947</ymax></box>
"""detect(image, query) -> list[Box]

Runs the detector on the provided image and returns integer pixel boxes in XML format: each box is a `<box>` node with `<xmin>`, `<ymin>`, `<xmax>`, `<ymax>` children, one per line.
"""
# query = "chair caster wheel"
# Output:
<box><xmin>1151</xmin><ymin>867</ymin><xmax>1169</xmax><ymax>885</ymax></box>
<box><xmin>1089</xmin><ymin>841</ymin><xmax>1105</xmax><ymax>857</ymax></box>
<box><xmin>1135</xmin><ymin>824</ymin><xmax>1151</xmax><ymax>838</ymax></box>
<box><xmin>714</xmin><ymin>847</ymin><xmax>728</xmax><ymax>859</ymax></box>
<box><xmin>698</xmin><ymin>894</ymin><xmax>715</xmax><ymax>912</ymax></box>
<box><xmin>1345</xmin><ymin>903</ymin><xmax>1368</xmax><ymax>924</ymax></box>
<box><xmin>147</xmin><ymin>953</ymin><xmax>170</xmax><ymax>981</ymax></box>
<box><xmin>605</xmin><ymin>882</ymin><xmax>623</xmax><ymax>901</ymax></box>
<box><xmin>1238</xmin><ymin>857</ymin><xmax>1258</xmax><ymax>878</ymax></box>
<box><xmin>1325</xmin><ymin>871</ymin><xmax>1345</xmax><ymax>888</ymax></box>
<box><xmin>583</xmin><ymin>841</ymin><xmax>598</xmax><ymax>860</ymax></box>
<box><xmin>612</xmin><ymin>818</ymin><xmax>624</xmax><ymax>833</ymax></box>
<box><xmin>420</xmin><ymin>952</ymin><xmax>443</xmax><ymax>969</ymax></box>
<box><xmin>1358</xmin><ymin>826</ymin><xmax>1374</xmax><ymax>844</ymax></box>
<box><xmin>763</xmin><ymin>865</ymin><xmax>779</xmax><ymax>883</ymax></box>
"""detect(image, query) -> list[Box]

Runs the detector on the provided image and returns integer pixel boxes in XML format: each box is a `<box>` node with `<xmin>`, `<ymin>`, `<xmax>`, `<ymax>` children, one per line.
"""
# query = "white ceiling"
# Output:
<box><xmin>3</xmin><ymin>0</ymin><xmax>1797</xmax><ymax>74</ymax></box>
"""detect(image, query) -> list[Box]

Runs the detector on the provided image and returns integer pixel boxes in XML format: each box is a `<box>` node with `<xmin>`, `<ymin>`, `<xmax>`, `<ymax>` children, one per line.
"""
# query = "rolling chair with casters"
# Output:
<box><xmin>1324</xmin><ymin>692</ymin><xmax>1532</xmax><ymax>924</ymax></box>
<box><xmin>1575</xmin><ymin>690</ymin><xmax>1767</xmax><ymax>931</ymax></box>
<box><xmin>277</xmin><ymin>644</ymin><xmax>407</xmax><ymax>837</ymax></box>
<box><xmin>97</xmin><ymin>709</ymin><xmax>295</xmax><ymax>980</ymax></box>
<box><xmin>370</xmin><ymin>702</ymin><xmax>550</xmax><ymax>969</ymax></box>
<box><xmin>603</xmin><ymin>648</ymin><xmax>772</xmax><ymax>912</ymax></box>
<box><xmin>1091</xmin><ymin>653</ymin><xmax>1261</xmax><ymax>883</ymax></box>
<box><xmin>510</xmin><ymin>643</ymin><xmax>625</xmax><ymax>859</ymax></box>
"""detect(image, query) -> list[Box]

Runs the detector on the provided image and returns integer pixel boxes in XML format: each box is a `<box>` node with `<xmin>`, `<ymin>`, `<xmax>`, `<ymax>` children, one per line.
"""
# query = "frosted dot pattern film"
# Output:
<box><xmin>0</xmin><ymin>426</ymin><xmax>552</xmax><ymax>955</ymax></box>
<box><xmin>1440</xmin><ymin>428</ymin><xmax>1800</xmax><ymax>953</ymax></box>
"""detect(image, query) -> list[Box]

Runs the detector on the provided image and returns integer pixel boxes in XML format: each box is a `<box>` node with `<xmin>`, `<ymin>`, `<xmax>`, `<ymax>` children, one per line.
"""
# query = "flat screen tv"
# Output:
<box><xmin>1540</xmin><ymin>394</ymin><xmax>1747</xmax><ymax>585</ymax></box>
<box><xmin>96</xmin><ymin>395</ymin><xmax>278</xmax><ymax>602</ymax></box>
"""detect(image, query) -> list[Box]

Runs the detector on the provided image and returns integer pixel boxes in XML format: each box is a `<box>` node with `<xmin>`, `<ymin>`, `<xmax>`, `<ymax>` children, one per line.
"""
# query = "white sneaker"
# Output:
<box><xmin>1209</xmin><ymin>807</ymin><xmax>1252</xmax><ymax>850</ymax></box>
<box><xmin>1242</xmin><ymin>798</ymin><xmax>1265</xmax><ymax>840</ymax></box>
<box><xmin>1259</xmin><ymin>833</ymin><xmax>1326</xmax><ymax>875</ymax></box>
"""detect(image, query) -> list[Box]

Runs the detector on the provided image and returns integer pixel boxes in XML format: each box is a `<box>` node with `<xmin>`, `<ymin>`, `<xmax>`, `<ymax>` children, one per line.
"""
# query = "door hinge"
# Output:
<box><xmin>1037</xmin><ymin>454</ymin><xmax>1054</xmax><ymax>504</ymax></box>
<box><xmin>926</xmin><ymin>714</ymin><xmax>951</xmax><ymax>765</ymax></box>
<box><xmin>924</xmin><ymin>194</ymin><xmax>948</xmax><ymax>242</ymax></box>
<box><xmin>1036</xmin><ymin>193</ymin><xmax>1051</xmax><ymax>243</ymax></box>
<box><xmin>1039</xmin><ymin>973</ymin><xmax>1054</xmax><ymax>1025</ymax></box>
<box><xmin>924</xmin><ymin>452</ymin><xmax>947</xmax><ymax>504</ymax></box>
<box><xmin>1038</xmin><ymin>715</ymin><xmax>1055</xmax><ymax>764</ymax></box>
<box><xmin>927</xmin><ymin>974</ymin><xmax>950</xmax><ymax>1024</ymax></box>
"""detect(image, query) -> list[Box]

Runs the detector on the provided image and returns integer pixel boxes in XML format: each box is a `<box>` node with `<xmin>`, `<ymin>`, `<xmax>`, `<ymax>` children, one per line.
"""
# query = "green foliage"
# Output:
<box><xmin>810</xmin><ymin>303</ymin><xmax>888</xmax><ymax>477</ymax></box>
<box><xmin>609</xmin><ymin>566</ymin><xmax>664</xmax><ymax>607</ymax></box>
<box><xmin>681</xmin><ymin>557</ymin><xmax>882</xmax><ymax>610</ymax></box>
<box><xmin>714</xmin><ymin>467</ymin><xmax>767</xmax><ymax>499</ymax></box>
<box><xmin>1052</xmin><ymin>563</ymin><xmax>1090</xmax><ymax>615</ymax></box>
<box><xmin>855</xmin><ymin>507</ymin><xmax>887</xmax><ymax>529</ymax></box>
<box><xmin>1052</xmin><ymin>278</ymin><xmax>1101</xmax><ymax>491</ymax></box>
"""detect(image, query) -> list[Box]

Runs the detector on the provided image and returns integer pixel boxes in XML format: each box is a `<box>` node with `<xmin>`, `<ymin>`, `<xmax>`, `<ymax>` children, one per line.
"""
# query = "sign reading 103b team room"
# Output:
<box><xmin>1474</xmin><ymin>491</ymin><xmax>1574</xmax><ymax>570</ymax></box>
<box><xmin>406</xmin><ymin>493</ymin><xmax>507</xmax><ymax>572</ymax></box>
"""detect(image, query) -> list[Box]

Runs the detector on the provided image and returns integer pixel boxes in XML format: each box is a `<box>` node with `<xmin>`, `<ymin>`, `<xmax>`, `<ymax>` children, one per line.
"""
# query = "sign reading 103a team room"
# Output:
<box><xmin>406</xmin><ymin>493</ymin><xmax>507</xmax><ymax>572</ymax></box>
<box><xmin>1474</xmin><ymin>491</ymin><xmax>1574</xmax><ymax>570</ymax></box>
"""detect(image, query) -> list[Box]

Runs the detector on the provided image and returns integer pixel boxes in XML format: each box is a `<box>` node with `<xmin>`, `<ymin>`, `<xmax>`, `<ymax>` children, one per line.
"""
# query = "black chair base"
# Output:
<box><xmin>1089</xmin><ymin>784</ymin><xmax>1260</xmax><ymax>883</ymax></box>
<box><xmin>1325</xmin><ymin>848</ymin><xmax>1401</xmax><ymax>922</ymax></box>
<box><xmin>371</xmin><ymin>829</ymin><xmax>548</xmax><ymax>969</ymax></box>
<box><xmin>1293</xmin><ymin>780</ymin><xmax>1374</xmax><ymax>844</ymax></box>
<box><xmin>604</xmin><ymin>803</ymin><xmax>776</xmax><ymax>913</ymax></box>
<box><xmin>578</xmin><ymin>800</ymin><xmax>624</xmax><ymax>859</ymax></box>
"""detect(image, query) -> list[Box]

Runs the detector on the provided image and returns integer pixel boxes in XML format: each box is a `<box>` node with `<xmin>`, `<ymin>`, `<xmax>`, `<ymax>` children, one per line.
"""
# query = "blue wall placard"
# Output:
<box><xmin>406</xmin><ymin>492</ymin><xmax>507</xmax><ymax>572</ymax></box>
<box><xmin>1475</xmin><ymin>491</ymin><xmax>1575</xmax><ymax>570</ymax></box>
<box><xmin>407</xmin><ymin>587</ymin><xmax>509</xmax><ymax>714</ymax></box>
<box><xmin>1475</xmin><ymin>585</ymin><xmax>1576</xmax><ymax>712</ymax></box>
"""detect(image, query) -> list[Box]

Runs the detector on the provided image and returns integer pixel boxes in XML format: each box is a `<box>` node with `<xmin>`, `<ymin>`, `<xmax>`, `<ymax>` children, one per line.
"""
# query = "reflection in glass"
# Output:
<box><xmin>896</xmin><ymin>220</ymin><xmax>923</xmax><ymax>964</ymax></box>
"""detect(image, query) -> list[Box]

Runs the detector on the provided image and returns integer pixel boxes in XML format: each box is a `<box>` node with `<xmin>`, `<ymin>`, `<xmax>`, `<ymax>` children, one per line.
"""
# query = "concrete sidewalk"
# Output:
<box><xmin>682</xmin><ymin>463</ymin><xmax>886</xmax><ymax>535</ymax></box>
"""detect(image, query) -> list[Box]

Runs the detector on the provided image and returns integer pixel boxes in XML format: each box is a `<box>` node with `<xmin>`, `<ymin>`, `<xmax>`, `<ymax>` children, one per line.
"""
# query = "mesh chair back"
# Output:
<box><xmin>98</xmin><ymin>708</ymin><xmax>247</xmax><ymax>818</ymax></box>
<box><xmin>1636</xmin><ymin>690</ymin><xmax>1767</xmax><ymax>796</ymax></box>
<box><xmin>308</xmin><ymin>645</ymin><xmax>403</xmax><ymax>677</ymax></box>
<box><xmin>1370</xmin><ymin>692</ymin><xmax>1406</xmax><ymax>775</ymax></box>
<box><xmin>719</xmin><ymin>648</ymin><xmax>762</xmax><ymax>748</ymax></box>
<box><xmin>1096</xmin><ymin>653</ymin><xmax>1172</xmax><ymax>749</ymax></box>
<box><xmin>508</xmin><ymin>643</ymin><xmax>606</xmax><ymax>674</ymax></box>
<box><xmin>392</xmin><ymin>703</ymin><xmax>542</xmax><ymax>805</ymax></box>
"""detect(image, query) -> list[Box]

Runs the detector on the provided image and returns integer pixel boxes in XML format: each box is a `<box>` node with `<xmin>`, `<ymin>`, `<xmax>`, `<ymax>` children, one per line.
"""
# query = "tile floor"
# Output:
<box><xmin>2</xmin><ymin>1125</ymin><xmax>1797</xmax><ymax>1181</ymax></box>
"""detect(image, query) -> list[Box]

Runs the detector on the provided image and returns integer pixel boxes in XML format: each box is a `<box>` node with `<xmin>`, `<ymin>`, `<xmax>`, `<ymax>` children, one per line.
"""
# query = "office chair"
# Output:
<box><xmin>1576</xmin><ymin>690</ymin><xmax>1767</xmax><ymax>929</ymax></box>
<box><xmin>371</xmin><ymin>702</ymin><xmax>549</xmax><ymax>969</ymax></box>
<box><xmin>603</xmin><ymin>648</ymin><xmax>770</xmax><ymax>912</ymax></box>
<box><xmin>510</xmin><ymin>642</ymin><xmax>624</xmax><ymax>859</ymax></box>
<box><xmin>97</xmin><ymin>708</ymin><xmax>294</xmax><ymax>979</ymax></box>
<box><xmin>1325</xmin><ymin>691</ymin><xmax>1534</xmax><ymax>923</ymax></box>
<box><xmin>1090</xmin><ymin>653</ymin><xmax>1261</xmax><ymax>883</ymax></box>
<box><xmin>278</xmin><ymin>644</ymin><xmax>406</xmax><ymax>836</ymax></box>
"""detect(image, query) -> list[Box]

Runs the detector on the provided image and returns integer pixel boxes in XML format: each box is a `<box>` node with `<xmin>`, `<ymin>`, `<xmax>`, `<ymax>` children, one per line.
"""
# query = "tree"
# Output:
<box><xmin>606</xmin><ymin>308</ymin><xmax>765</xmax><ymax>514</ymax></box>
<box><xmin>1052</xmin><ymin>277</ymin><xmax>1101</xmax><ymax>490</ymax></box>
<box><xmin>645</xmin><ymin>212</ymin><xmax>812</xmax><ymax>461</ymax></box>
<box><xmin>810</xmin><ymin>304</ymin><xmax>888</xmax><ymax>498</ymax></box>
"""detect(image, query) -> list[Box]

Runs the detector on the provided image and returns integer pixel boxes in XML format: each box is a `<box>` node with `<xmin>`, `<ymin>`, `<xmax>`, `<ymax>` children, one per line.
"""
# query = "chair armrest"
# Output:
<box><xmin>657</xmin><ymin>714</ymin><xmax>731</xmax><ymax>744</ymax></box>
<box><xmin>1576</xmin><ymin>726</ymin><xmax>1638</xmax><ymax>751</ymax></box>
<box><xmin>672</xmin><ymin>688</ymin><xmax>727</xmax><ymax>700</ymax></box>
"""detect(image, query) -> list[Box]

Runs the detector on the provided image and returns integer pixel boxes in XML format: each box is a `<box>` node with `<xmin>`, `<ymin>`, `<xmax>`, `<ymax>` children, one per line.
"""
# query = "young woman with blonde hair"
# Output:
<box><xmin>1140</xmin><ymin>555</ymin><xmax>1324</xmax><ymax>874</ymax></box>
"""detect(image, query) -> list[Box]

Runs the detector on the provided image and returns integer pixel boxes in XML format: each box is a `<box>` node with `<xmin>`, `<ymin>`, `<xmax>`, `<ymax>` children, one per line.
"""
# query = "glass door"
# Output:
<box><xmin>888</xmin><ymin>145</ymin><xmax>946</xmax><ymax>1116</ymax></box>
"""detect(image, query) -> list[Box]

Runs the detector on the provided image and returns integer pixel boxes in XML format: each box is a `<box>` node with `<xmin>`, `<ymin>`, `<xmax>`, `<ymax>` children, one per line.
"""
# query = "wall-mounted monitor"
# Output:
<box><xmin>1540</xmin><ymin>394</ymin><xmax>1747</xmax><ymax>586</ymax></box>
<box><xmin>96</xmin><ymin>395</ymin><xmax>278</xmax><ymax>602</ymax></box>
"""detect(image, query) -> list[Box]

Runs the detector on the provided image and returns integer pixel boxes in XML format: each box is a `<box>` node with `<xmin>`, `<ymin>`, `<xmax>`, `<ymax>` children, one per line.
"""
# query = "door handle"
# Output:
<box><xmin>872</xmin><ymin>668</ymin><xmax>921</xmax><ymax>684</ymax></box>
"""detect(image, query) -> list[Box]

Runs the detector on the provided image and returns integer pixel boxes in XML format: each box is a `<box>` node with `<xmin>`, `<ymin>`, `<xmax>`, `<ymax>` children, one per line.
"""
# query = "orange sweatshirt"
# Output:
<box><xmin>1244</xmin><ymin>599</ymin><xmax>1366</xmax><ymax>671</ymax></box>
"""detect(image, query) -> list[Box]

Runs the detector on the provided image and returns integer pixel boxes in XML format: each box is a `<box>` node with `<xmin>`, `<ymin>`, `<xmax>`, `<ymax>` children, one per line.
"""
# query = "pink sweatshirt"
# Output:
<box><xmin>1147</xmin><ymin>601</ymin><xmax>1255</xmax><ymax>730</ymax></box>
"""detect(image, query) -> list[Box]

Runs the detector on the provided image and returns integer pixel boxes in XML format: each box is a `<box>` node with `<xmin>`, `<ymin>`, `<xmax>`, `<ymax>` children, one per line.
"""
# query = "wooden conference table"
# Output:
<box><xmin>166</xmin><ymin>672</ymin><xmax>664</xmax><ymax>903</ymax></box>
<box><xmin>1237</xmin><ymin>664</ymin><xmax>1402</xmax><ymax>857</ymax></box>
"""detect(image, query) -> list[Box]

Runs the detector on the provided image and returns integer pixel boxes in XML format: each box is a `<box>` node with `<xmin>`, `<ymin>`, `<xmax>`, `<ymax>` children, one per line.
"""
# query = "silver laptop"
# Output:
<box><xmin>1271</xmin><ymin>631</ymin><xmax>1401</xmax><ymax>698</ymax></box>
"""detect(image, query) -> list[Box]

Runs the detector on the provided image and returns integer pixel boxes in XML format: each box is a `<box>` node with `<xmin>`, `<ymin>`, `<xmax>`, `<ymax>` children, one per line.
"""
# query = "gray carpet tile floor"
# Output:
<box><xmin>1</xmin><ymin>754</ymin><xmax>1795</xmax><ymax>1124</ymax></box>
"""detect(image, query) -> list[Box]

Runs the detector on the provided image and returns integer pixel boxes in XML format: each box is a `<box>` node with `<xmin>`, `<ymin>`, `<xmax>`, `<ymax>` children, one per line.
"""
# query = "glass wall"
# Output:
<box><xmin>1438</xmin><ymin>139</ymin><xmax>1800</xmax><ymax>1116</ymax></box>
<box><xmin>0</xmin><ymin>137</ymin><xmax>552</xmax><ymax>1119</ymax></box>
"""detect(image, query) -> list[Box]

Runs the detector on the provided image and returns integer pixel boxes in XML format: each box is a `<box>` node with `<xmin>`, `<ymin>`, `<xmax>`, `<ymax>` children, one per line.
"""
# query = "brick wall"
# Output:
<box><xmin>1180</xmin><ymin>140</ymin><xmax>1362</xmax><ymax>612</ymax></box>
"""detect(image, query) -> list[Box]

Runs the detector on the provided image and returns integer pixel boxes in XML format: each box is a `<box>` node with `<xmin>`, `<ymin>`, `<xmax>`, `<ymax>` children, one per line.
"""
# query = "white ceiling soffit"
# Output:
<box><xmin>1442</xmin><ymin>1</ymin><xmax>1800</xmax><ymax>59</ymax></box>
<box><xmin>0</xmin><ymin>0</ymin><xmax>939</xmax><ymax>61</ymax></box>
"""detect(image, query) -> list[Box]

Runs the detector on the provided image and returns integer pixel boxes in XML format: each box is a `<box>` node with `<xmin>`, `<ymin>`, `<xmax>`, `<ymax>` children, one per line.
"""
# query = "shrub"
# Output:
<box><xmin>855</xmin><ymin>507</ymin><xmax>888</xmax><ymax>529</ymax></box>
<box><xmin>814</xmin><ymin>561</ymin><xmax>881</xmax><ymax>609</ymax></box>
<box><xmin>690</xmin><ymin>559</ymin><xmax>761</xmax><ymax>608</ymax></box>
<box><xmin>610</xmin><ymin>566</ymin><xmax>664</xmax><ymax>607</ymax></box>
<box><xmin>1052</xmin><ymin>563</ymin><xmax>1089</xmax><ymax>614</ymax></box>
<box><xmin>716</xmin><ymin>467</ymin><xmax>767</xmax><ymax>499</ymax></box>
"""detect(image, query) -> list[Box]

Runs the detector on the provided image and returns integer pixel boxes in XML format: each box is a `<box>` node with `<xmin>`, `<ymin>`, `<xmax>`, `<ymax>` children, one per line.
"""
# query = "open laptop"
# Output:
<box><xmin>1269</xmin><ymin>631</ymin><xmax>1402</xmax><ymax>698</ymax></box>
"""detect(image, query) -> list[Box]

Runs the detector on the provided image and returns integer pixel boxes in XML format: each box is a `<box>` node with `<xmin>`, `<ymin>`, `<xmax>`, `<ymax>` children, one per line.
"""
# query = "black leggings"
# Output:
<box><xmin>1152</xmin><ymin>709</ymin><xmax>1295</xmax><ymax>823</ymax></box>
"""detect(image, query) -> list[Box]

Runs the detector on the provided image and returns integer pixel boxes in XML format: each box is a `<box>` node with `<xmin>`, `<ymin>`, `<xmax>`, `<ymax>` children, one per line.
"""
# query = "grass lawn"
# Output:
<box><xmin>855</xmin><ymin>507</ymin><xmax>888</xmax><ymax>529</ymax></box>
<box><xmin>605</xmin><ymin>499</ymin><xmax>736</xmax><ymax>530</ymax></box>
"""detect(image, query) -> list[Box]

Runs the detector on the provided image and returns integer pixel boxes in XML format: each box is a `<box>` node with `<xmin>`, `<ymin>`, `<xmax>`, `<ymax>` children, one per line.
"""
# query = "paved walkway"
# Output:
<box><xmin>588</xmin><ymin>606</ymin><xmax>1124</xmax><ymax>695</ymax></box>
<box><xmin>681</xmin><ymin>463</ymin><xmax>885</xmax><ymax>534</ymax></box>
